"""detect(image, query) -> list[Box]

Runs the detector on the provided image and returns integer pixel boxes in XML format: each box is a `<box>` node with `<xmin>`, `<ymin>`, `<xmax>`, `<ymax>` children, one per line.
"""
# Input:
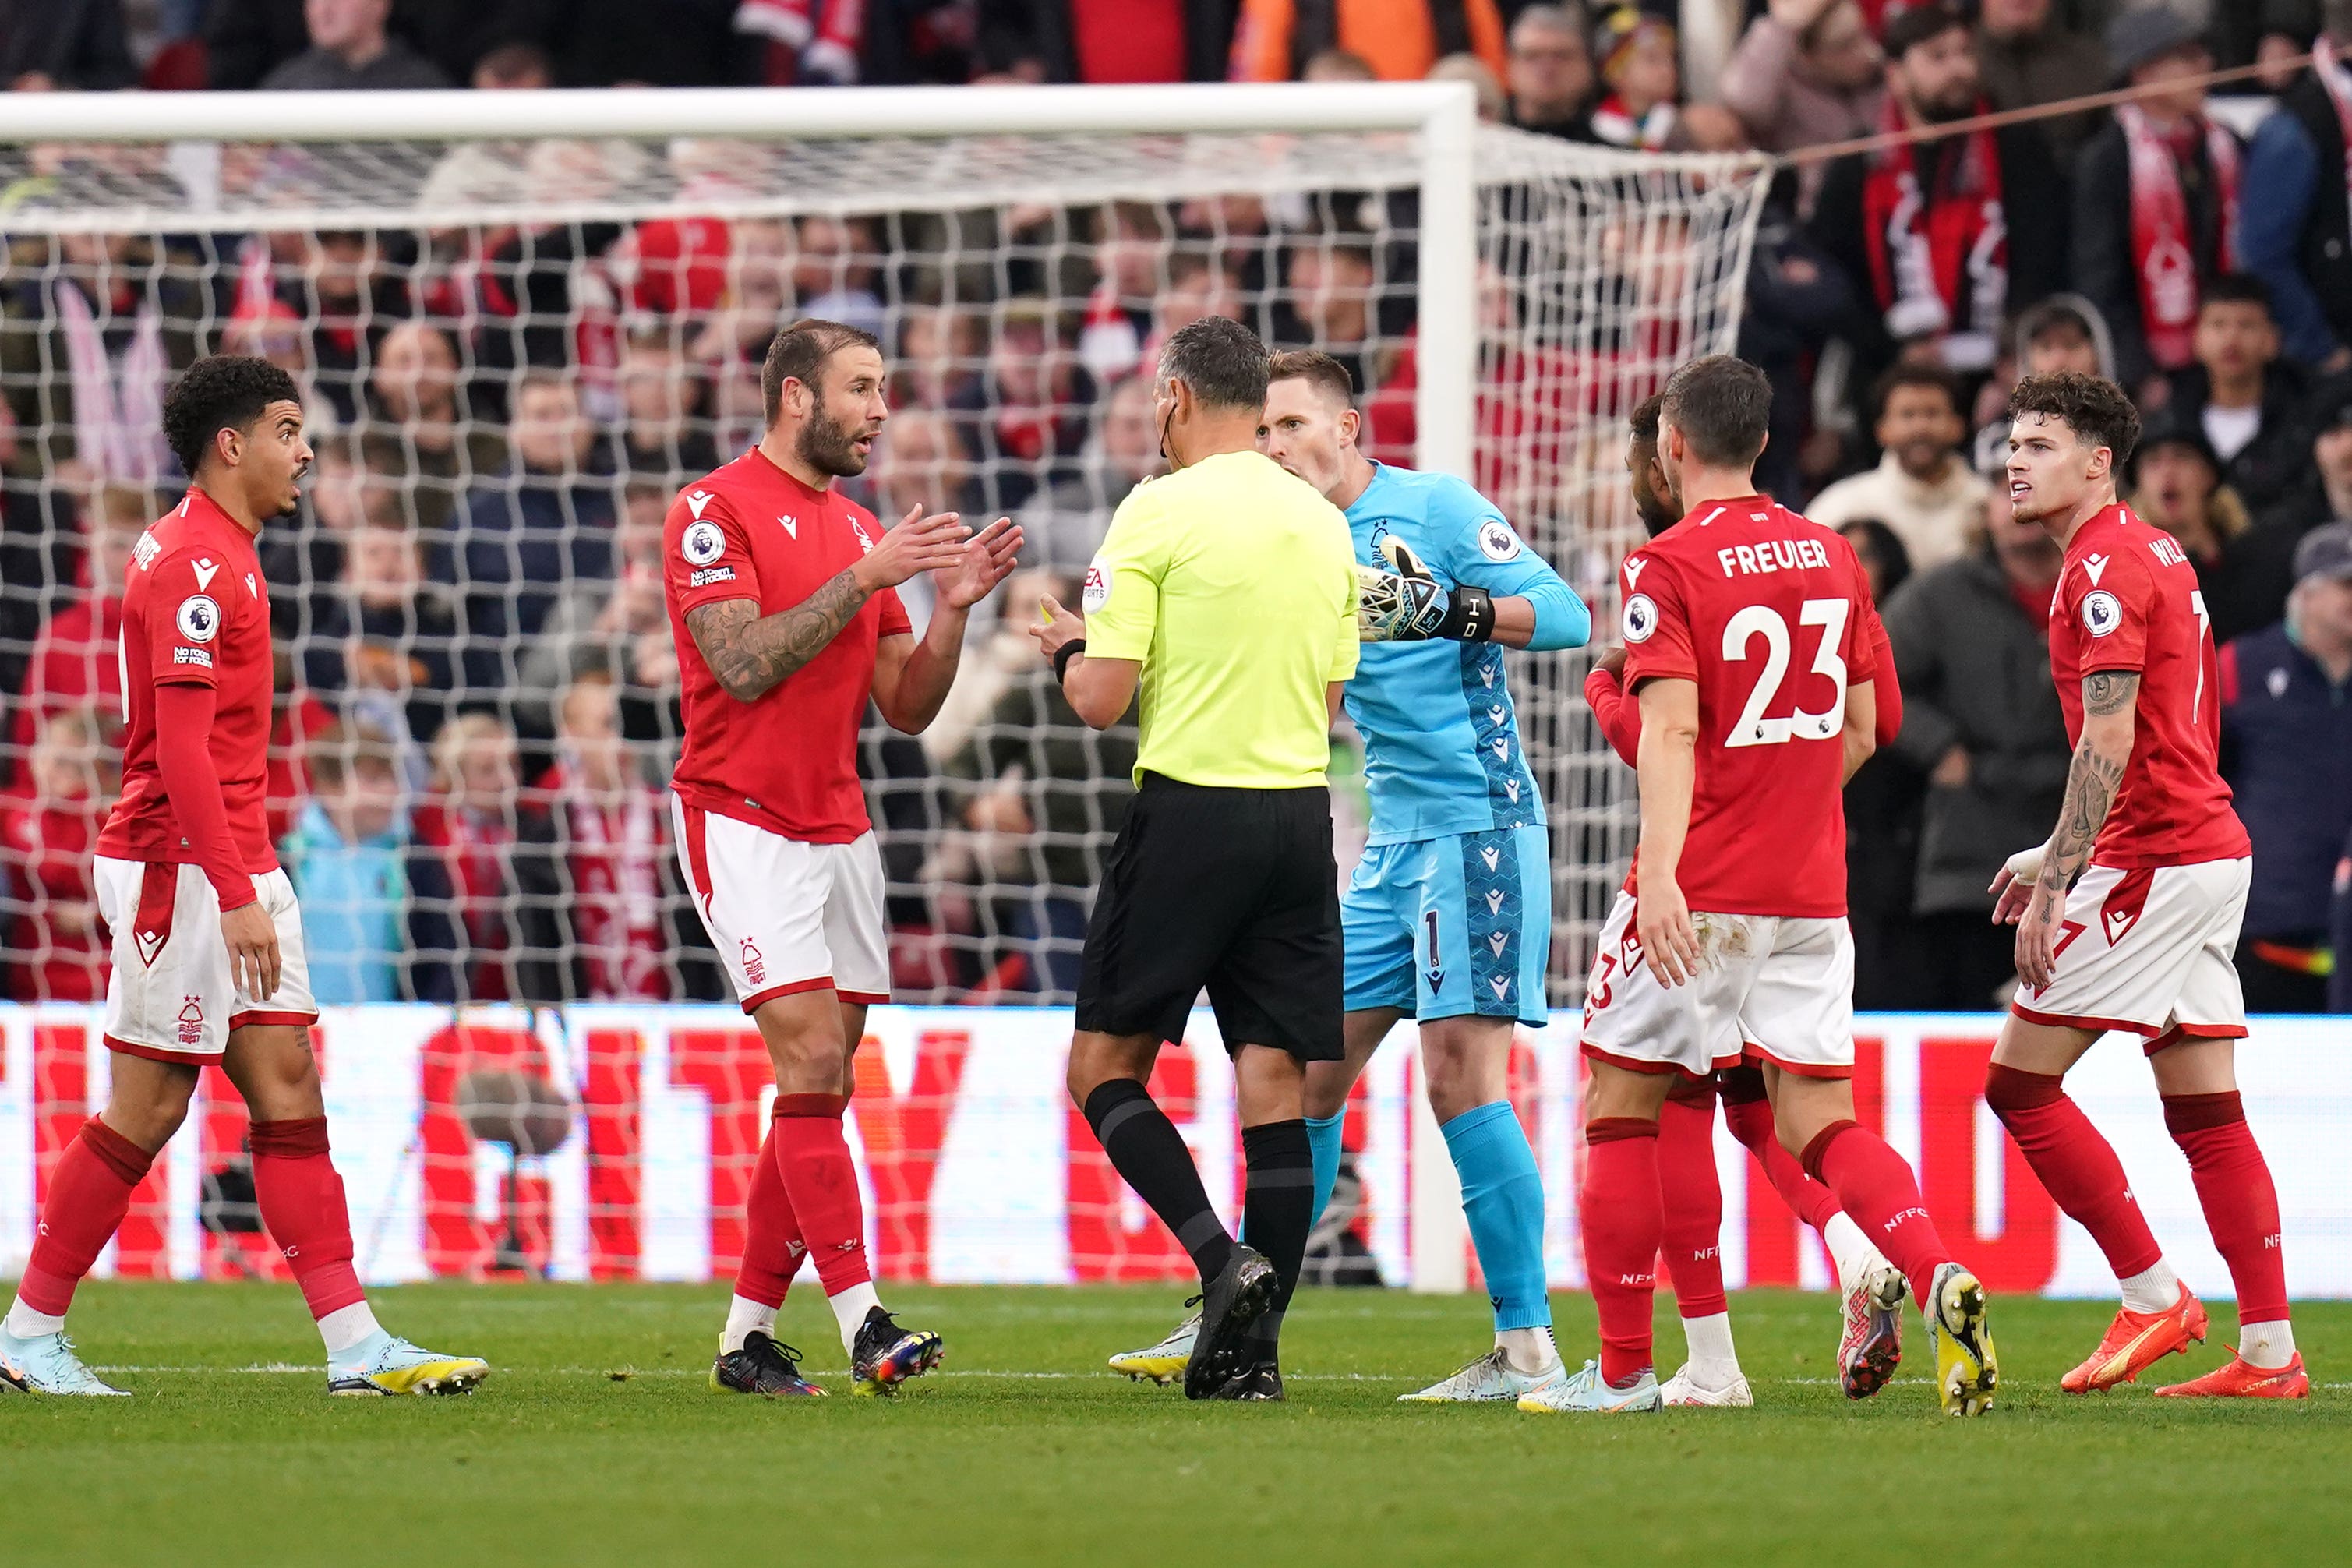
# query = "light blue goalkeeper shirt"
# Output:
<box><xmin>1341</xmin><ymin>462</ymin><xmax>1591</xmax><ymax>846</ymax></box>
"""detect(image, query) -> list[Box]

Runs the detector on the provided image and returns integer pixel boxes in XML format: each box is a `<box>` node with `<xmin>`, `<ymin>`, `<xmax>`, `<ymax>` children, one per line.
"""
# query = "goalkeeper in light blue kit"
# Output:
<box><xmin>1108</xmin><ymin>348</ymin><xmax>1591</xmax><ymax>1400</ymax></box>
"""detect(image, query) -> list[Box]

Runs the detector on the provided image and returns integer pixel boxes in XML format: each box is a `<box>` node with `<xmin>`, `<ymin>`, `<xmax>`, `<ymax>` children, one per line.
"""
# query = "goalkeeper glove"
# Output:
<box><xmin>1354</xmin><ymin>537</ymin><xmax>1496</xmax><ymax>643</ymax></box>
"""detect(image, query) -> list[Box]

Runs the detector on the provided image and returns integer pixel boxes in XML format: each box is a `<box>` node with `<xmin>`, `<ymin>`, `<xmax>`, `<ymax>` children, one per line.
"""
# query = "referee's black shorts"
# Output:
<box><xmin>1075</xmin><ymin>772</ymin><xmax>1343</xmax><ymax>1061</ymax></box>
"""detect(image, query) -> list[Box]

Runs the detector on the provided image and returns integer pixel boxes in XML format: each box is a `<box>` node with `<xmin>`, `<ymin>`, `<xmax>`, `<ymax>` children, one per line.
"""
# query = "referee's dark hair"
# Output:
<box><xmin>1661</xmin><ymin>355</ymin><xmax>1771</xmax><ymax>468</ymax></box>
<box><xmin>762</xmin><ymin>316</ymin><xmax>881</xmax><ymax>427</ymax></box>
<box><xmin>162</xmin><ymin>355</ymin><xmax>301</xmax><ymax>479</ymax></box>
<box><xmin>1157</xmin><ymin>316</ymin><xmax>1270</xmax><ymax>412</ymax></box>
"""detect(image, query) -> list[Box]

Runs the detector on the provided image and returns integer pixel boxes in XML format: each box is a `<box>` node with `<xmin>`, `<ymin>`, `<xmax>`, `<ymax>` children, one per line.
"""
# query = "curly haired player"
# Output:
<box><xmin>1986</xmin><ymin>372</ymin><xmax>2303</xmax><ymax>1399</ymax></box>
<box><xmin>0</xmin><ymin>357</ymin><xmax>487</xmax><ymax>1398</ymax></box>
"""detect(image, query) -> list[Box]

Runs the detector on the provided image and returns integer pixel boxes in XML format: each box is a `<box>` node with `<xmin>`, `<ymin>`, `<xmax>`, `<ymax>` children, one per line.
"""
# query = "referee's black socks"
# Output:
<box><xmin>1240</xmin><ymin>1118</ymin><xmax>1314</xmax><ymax>1351</ymax></box>
<box><xmin>1083</xmin><ymin>1079</ymin><xmax>1233</xmax><ymax>1284</ymax></box>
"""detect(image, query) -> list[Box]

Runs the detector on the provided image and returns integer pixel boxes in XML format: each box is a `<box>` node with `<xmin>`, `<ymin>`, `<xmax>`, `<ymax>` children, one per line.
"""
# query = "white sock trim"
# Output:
<box><xmin>828</xmin><ymin>1281</ymin><xmax>881</xmax><ymax>1358</ymax></box>
<box><xmin>1495</xmin><ymin>1326</ymin><xmax>1558</xmax><ymax>1375</ymax></box>
<box><xmin>4</xmin><ymin>1298</ymin><xmax>65</xmax><ymax>1340</ymax></box>
<box><xmin>722</xmin><ymin>1294</ymin><xmax>781</xmax><ymax>1355</ymax></box>
<box><xmin>2241</xmin><ymin>1319</ymin><xmax>2297</xmax><ymax>1370</ymax></box>
<box><xmin>2117</xmin><ymin>1260</ymin><xmax>2181</xmax><ymax>1316</ymax></box>
<box><xmin>1821</xmin><ymin>1212</ymin><xmax>1881</xmax><ymax>1293</ymax></box>
<box><xmin>317</xmin><ymin>1301</ymin><xmax>381</xmax><ymax>1357</ymax></box>
<box><xmin>1679</xmin><ymin>1311</ymin><xmax>1738</xmax><ymax>1371</ymax></box>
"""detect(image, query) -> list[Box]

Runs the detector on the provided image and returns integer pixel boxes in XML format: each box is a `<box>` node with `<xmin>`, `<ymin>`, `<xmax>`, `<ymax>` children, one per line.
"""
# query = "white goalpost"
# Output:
<box><xmin>0</xmin><ymin>84</ymin><xmax>1771</xmax><ymax>1293</ymax></box>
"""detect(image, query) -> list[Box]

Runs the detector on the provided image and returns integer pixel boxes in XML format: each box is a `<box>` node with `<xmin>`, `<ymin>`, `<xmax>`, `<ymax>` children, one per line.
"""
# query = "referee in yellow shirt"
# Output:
<box><xmin>1032</xmin><ymin>317</ymin><xmax>1358</xmax><ymax>1403</ymax></box>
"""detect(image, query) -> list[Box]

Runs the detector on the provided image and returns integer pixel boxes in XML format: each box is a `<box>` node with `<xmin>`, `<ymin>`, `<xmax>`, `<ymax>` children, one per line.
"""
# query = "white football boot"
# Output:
<box><xmin>1397</xmin><ymin>1346</ymin><xmax>1568</xmax><ymax>1404</ymax></box>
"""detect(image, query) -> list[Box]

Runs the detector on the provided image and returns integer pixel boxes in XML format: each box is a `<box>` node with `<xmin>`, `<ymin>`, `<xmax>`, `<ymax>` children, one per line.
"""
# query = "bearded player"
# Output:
<box><xmin>1527</xmin><ymin>355</ymin><xmax>1995</xmax><ymax>1418</ymax></box>
<box><xmin>1984</xmin><ymin>372</ymin><xmax>2302</xmax><ymax>1399</ymax></box>
<box><xmin>0</xmin><ymin>358</ymin><xmax>487</xmax><ymax>1397</ymax></box>
<box><xmin>667</xmin><ymin>319</ymin><xmax>1019</xmax><ymax>1397</ymax></box>
<box><xmin>1107</xmin><ymin>348</ymin><xmax>1591</xmax><ymax>1401</ymax></box>
<box><xmin>1583</xmin><ymin>395</ymin><xmax>1909</xmax><ymax>1409</ymax></box>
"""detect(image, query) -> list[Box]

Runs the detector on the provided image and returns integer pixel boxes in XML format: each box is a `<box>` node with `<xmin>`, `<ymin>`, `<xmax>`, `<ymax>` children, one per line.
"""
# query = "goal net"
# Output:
<box><xmin>0</xmin><ymin>87</ymin><xmax>1769</xmax><ymax>1284</ymax></box>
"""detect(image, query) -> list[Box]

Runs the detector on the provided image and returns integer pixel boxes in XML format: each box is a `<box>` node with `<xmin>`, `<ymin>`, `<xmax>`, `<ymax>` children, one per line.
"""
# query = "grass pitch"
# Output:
<box><xmin>5</xmin><ymin>1283</ymin><xmax>2347</xmax><ymax>1566</ymax></box>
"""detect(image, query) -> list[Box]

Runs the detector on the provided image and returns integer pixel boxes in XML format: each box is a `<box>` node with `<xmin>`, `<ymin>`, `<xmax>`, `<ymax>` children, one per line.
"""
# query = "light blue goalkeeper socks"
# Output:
<box><xmin>1305</xmin><ymin>1112</ymin><xmax>1345</xmax><ymax>1233</ymax></box>
<box><xmin>1442</xmin><ymin>1100</ymin><xmax>1551</xmax><ymax>1331</ymax></box>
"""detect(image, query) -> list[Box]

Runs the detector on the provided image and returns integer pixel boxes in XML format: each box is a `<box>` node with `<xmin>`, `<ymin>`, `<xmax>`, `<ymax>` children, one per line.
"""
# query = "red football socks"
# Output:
<box><xmin>772</xmin><ymin>1093</ymin><xmax>871</xmax><ymax>1297</ymax></box>
<box><xmin>249</xmin><ymin>1117</ymin><xmax>366</xmax><ymax>1320</ymax></box>
<box><xmin>1985</xmin><ymin>1064</ymin><xmax>2164</xmax><ymax>1279</ymax></box>
<box><xmin>1583</xmin><ymin>1117</ymin><xmax>1662</xmax><ymax>1386</ymax></box>
<box><xmin>736</xmin><ymin>1108</ymin><xmax>807</xmax><ymax>1308</ymax></box>
<box><xmin>2163</xmin><ymin>1091</ymin><xmax>2289</xmax><ymax>1326</ymax></box>
<box><xmin>1720</xmin><ymin>1089</ymin><xmax>1842</xmax><ymax>1231</ymax></box>
<box><xmin>16</xmin><ymin>1118</ymin><xmax>153</xmax><ymax>1317</ymax></box>
<box><xmin>1655</xmin><ymin>1093</ymin><xmax>1727</xmax><ymax>1321</ymax></box>
<box><xmin>1801</xmin><ymin>1120</ymin><xmax>1952</xmax><ymax>1307</ymax></box>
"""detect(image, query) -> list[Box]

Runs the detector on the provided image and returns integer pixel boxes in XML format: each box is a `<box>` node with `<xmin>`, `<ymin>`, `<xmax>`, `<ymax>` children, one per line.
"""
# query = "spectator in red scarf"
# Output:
<box><xmin>7</xmin><ymin>485</ymin><xmax>145</xmax><ymax>789</ymax></box>
<box><xmin>1808</xmin><ymin>0</ymin><xmax>2068</xmax><ymax>382</ymax></box>
<box><xmin>408</xmin><ymin>710</ymin><xmax>523</xmax><ymax>1003</ymax></box>
<box><xmin>2073</xmin><ymin>9</ymin><xmax>2244</xmax><ymax>399</ymax></box>
<box><xmin>1587</xmin><ymin>6</ymin><xmax>1677</xmax><ymax>150</ymax></box>
<box><xmin>0</xmin><ymin>706</ymin><xmax>113</xmax><ymax>1001</ymax></box>
<box><xmin>521</xmin><ymin>673</ymin><xmax>676</xmax><ymax>1001</ymax></box>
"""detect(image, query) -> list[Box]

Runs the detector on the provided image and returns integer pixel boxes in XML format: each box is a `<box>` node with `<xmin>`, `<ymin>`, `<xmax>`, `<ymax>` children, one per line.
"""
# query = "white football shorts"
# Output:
<box><xmin>1579</xmin><ymin>890</ymin><xmax>1856</xmax><ymax>1079</ymax></box>
<box><xmin>2011</xmin><ymin>856</ymin><xmax>2251</xmax><ymax>1047</ymax></box>
<box><xmin>672</xmin><ymin>796</ymin><xmax>890</xmax><ymax>1012</ymax></box>
<box><xmin>94</xmin><ymin>856</ymin><xmax>317</xmax><ymax>1063</ymax></box>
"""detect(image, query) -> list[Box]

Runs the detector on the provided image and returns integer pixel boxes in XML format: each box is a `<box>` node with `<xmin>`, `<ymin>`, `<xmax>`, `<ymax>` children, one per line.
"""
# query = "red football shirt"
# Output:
<box><xmin>2047</xmin><ymin>503</ymin><xmax>2249</xmax><ymax>867</ymax></box>
<box><xmin>1619</xmin><ymin>496</ymin><xmax>1882</xmax><ymax>918</ymax></box>
<box><xmin>98</xmin><ymin>488</ymin><xmax>278</xmax><ymax>871</ymax></box>
<box><xmin>663</xmin><ymin>447</ymin><xmax>913</xmax><ymax>843</ymax></box>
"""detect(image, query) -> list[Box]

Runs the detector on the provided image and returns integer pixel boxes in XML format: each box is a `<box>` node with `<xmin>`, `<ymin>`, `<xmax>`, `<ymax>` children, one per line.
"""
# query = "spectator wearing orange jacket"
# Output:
<box><xmin>1229</xmin><ymin>0</ymin><xmax>1505</xmax><ymax>84</ymax></box>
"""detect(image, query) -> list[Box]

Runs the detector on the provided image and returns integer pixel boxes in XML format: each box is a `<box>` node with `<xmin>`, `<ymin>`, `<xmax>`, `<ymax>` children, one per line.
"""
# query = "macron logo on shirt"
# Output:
<box><xmin>687</xmin><ymin>491</ymin><xmax>715</xmax><ymax>520</ymax></box>
<box><xmin>2082</xmin><ymin>553</ymin><xmax>2110</xmax><ymax>587</ymax></box>
<box><xmin>192</xmin><ymin>558</ymin><xmax>218</xmax><ymax>590</ymax></box>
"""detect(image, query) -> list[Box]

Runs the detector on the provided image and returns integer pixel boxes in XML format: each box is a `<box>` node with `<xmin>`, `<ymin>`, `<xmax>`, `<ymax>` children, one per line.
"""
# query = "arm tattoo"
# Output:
<box><xmin>684</xmin><ymin>567</ymin><xmax>869</xmax><ymax>703</ymax></box>
<box><xmin>2082</xmin><ymin>669</ymin><xmax>2140</xmax><ymax>717</ymax></box>
<box><xmin>2037</xmin><ymin>737</ymin><xmax>2127</xmax><ymax>904</ymax></box>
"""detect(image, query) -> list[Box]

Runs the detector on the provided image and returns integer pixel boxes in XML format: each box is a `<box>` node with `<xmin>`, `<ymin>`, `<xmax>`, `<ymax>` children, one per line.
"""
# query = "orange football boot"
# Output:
<box><xmin>2061</xmin><ymin>1286</ymin><xmax>2209</xmax><ymax>1393</ymax></box>
<box><xmin>2156</xmin><ymin>1351</ymin><xmax>2310</xmax><ymax>1399</ymax></box>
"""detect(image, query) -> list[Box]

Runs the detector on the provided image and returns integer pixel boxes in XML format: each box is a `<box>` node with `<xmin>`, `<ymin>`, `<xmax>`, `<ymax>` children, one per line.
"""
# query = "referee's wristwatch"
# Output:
<box><xmin>1052</xmin><ymin>637</ymin><xmax>1087</xmax><ymax>683</ymax></box>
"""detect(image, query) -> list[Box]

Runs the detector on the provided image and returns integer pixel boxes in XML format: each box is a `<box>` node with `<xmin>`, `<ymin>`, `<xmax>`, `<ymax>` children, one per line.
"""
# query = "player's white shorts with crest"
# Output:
<box><xmin>2011</xmin><ymin>856</ymin><xmax>2251</xmax><ymax>1047</ymax></box>
<box><xmin>94</xmin><ymin>857</ymin><xmax>317</xmax><ymax>1063</ymax></box>
<box><xmin>1579</xmin><ymin>890</ymin><xmax>1856</xmax><ymax>1079</ymax></box>
<box><xmin>671</xmin><ymin>796</ymin><xmax>891</xmax><ymax>1012</ymax></box>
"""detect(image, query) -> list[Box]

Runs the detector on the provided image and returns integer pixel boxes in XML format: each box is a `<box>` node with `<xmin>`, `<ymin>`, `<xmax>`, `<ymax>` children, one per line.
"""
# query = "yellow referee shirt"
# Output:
<box><xmin>1083</xmin><ymin>449</ymin><xmax>1359</xmax><ymax>789</ymax></box>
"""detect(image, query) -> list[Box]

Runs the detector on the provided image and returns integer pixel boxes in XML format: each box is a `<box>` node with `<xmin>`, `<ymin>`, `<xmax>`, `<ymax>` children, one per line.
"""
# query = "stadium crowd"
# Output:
<box><xmin>2</xmin><ymin>0</ymin><xmax>2349</xmax><ymax>1014</ymax></box>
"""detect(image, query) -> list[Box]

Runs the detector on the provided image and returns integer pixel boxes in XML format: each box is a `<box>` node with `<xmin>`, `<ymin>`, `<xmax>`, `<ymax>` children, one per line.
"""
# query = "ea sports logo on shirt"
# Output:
<box><xmin>1477</xmin><ymin>518</ymin><xmax>1524</xmax><ymax>562</ymax></box>
<box><xmin>1622</xmin><ymin>593</ymin><xmax>1658</xmax><ymax>643</ymax></box>
<box><xmin>175</xmin><ymin>594</ymin><xmax>221</xmax><ymax>643</ymax></box>
<box><xmin>1082</xmin><ymin>561</ymin><xmax>1111</xmax><ymax>613</ymax></box>
<box><xmin>2082</xmin><ymin>589</ymin><xmax>2123</xmax><ymax>638</ymax></box>
<box><xmin>680</xmin><ymin>520</ymin><xmax>726</xmax><ymax>567</ymax></box>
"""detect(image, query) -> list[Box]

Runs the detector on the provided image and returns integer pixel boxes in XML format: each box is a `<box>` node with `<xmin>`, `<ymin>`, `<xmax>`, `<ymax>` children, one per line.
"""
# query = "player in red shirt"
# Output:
<box><xmin>1529</xmin><ymin>356</ymin><xmax>1995</xmax><ymax>1419</ymax></box>
<box><xmin>666</xmin><ymin>319</ymin><xmax>1019</xmax><ymax>1398</ymax></box>
<box><xmin>0</xmin><ymin>358</ymin><xmax>486</xmax><ymax>1399</ymax></box>
<box><xmin>1985</xmin><ymin>373</ymin><xmax>2301</xmax><ymax>1399</ymax></box>
<box><xmin>1582</xmin><ymin>394</ymin><xmax>1910</xmax><ymax>1410</ymax></box>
